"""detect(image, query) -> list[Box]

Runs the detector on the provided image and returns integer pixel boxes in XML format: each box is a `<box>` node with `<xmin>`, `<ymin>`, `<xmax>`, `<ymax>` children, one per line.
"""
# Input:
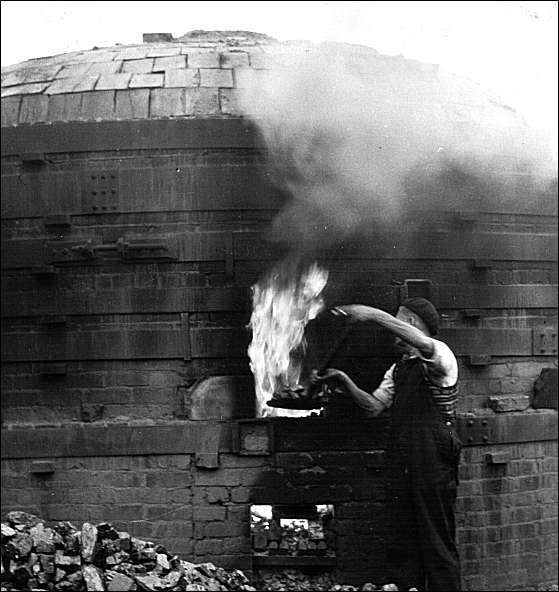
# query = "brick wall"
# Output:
<box><xmin>458</xmin><ymin>441</ymin><xmax>558</xmax><ymax>590</ymax></box>
<box><xmin>2</xmin><ymin>418</ymin><xmax>557</xmax><ymax>590</ymax></box>
<box><xmin>0</xmin><ymin>452</ymin><xmax>267</xmax><ymax>572</ymax></box>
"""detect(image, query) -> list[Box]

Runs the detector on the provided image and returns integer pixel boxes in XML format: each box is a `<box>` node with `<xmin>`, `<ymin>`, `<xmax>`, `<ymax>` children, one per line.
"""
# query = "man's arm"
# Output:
<box><xmin>313</xmin><ymin>366</ymin><xmax>393</xmax><ymax>417</ymax></box>
<box><xmin>335</xmin><ymin>304</ymin><xmax>435</xmax><ymax>358</ymax></box>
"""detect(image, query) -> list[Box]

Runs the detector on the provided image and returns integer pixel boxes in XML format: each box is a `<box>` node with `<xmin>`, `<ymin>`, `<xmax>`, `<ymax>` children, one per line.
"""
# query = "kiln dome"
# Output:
<box><xmin>1</xmin><ymin>31</ymin><xmax>520</xmax><ymax>128</ymax></box>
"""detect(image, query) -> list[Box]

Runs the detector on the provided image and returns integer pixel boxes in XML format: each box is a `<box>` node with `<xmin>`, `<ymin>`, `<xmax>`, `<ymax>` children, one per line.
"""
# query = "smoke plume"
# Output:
<box><xmin>239</xmin><ymin>42</ymin><xmax>557</xmax><ymax>251</ymax></box>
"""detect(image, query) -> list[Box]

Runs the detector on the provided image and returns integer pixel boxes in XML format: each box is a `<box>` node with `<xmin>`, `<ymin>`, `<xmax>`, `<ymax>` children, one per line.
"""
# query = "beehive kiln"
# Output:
<box><xmin>1</xmin><ymin>31</ymin><xmax>557</xmax><ymax>590</ymax></box>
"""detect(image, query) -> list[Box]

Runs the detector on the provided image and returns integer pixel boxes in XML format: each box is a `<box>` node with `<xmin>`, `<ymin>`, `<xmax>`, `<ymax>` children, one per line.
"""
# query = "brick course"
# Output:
<box><xmin>1</xmin><ymin>436</ymin><xmax>557</xmax><ymax>590</ymax></box>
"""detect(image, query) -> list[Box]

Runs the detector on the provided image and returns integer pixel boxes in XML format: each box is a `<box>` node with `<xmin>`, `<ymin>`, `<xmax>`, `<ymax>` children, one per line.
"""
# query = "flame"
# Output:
<box><xmin>248</xmin><ymin>261</ymin><xmax>329</xmax><ymax>417</ymax></box>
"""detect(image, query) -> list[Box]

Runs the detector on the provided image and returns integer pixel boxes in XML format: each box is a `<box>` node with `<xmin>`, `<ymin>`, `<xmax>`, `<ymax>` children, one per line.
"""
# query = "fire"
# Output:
<box><xmin>248</xmin><ymin>261</ymin><xmax>329</xmax><ymax>417</ymax></box>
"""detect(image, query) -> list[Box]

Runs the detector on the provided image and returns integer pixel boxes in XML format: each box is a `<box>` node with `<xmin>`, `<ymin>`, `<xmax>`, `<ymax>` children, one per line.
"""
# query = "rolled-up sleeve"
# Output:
<box><xmin>369</xmin><ymin>363</ymin><xmax>396</xmax><ymax>412</ymax></box>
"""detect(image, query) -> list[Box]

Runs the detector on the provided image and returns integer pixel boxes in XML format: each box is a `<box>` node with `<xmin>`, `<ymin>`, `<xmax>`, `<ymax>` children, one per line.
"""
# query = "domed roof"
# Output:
<box><xmin>1</xmin><ymin>30</ymin><xmax>519</xmax><ymax>129</ymax></box>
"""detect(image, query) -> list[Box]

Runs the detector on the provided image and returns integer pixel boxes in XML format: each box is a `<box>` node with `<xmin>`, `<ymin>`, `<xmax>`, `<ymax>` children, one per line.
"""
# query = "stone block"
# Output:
<box><xmin>199</xmin><ymin>68</ymin><xmax>234</xmax><ymax>88</ymax></box>
<box><xmin>106</xmin><ymin>572</ymin><xmax>135</xmax><ymax>592</ymax></box>
<box><xmin>146</xmin><ymin>46</ymin><xmax>182</xmax><ymax>58</ymax></box>
<box><xmin>186</xmin><ymin>52</ymin><xmax>220</xmax><ymax>68</ymax></box>
<box><xmin>150</xmin><ymin>88</ymin><xmax>186</xmax><ymax>117</ymax></box>
<box><xmin>206</xmin><ymin>486</ymin><xmax>229</xmax><ymax>504</ymax></box>
<box><xmin>82</xmin><ymin>565</ymin><xmax>104</xmax><ymax>591</ymax></box>
<box><xmin>95</xmin><ymin>73</ymin><xmax>131</xmax><ymax>90</ymax></box>
<box><xmin>0</xmin><ymin>86</ymin><xmax>21</xmax><ymax>114</ymax></box>
<box><xmin>220</xmin><ymin>52</ymin><xmax>250</xmax><ymax>68</ymax></box>
<box><xmin>2</xmin><ymin>64</ymin><xmax>62</xmax><ymax>86</ymax></box>
<box><xmin>89</xmin><ymin>61</ymin><xmax>122</xmax><ymax>75</ymax></box>
<box><xmin>153</xmin><ymin>55</ymin><xmax>187</xmax><ymax>71</ymax></box>
<box><xmin>118</xmin><ymin>47</ymin><xmax>151</xmax><ymax>60</ymax></box>
<box><xmin>164</xmin><ymin>69</ymin><xmax>198</xmax><ymax>88</ymax></box>
<box><xmin>46</xmin><ymin>93</ymin><xmax>82</xmax><ymax>121</ymax></box>
<box><xmin>487</xmin><ymin>395</ymin><xmax>531</xmax><ymax>413</ymax></box>
<box><xmin>184</xmin><ymin>88</ymin><xmax>220</xmax><ymax>115</ymax></box>
<box><xmin>1</xmin><ymin>83</ymin><xmax>48</xmax><ymax>97</ymax></box>
<box><xmin>193</xmin><ymin>506</ymin><xmax>227</xmax><ymax>522</ymax></box>
<box><xmin>46</xmin><ymin>75</ymin><xmax>98</xmax><ymax>94</ymax></box>
<box><xmin>80</xmin><ymin>91</ymin><xmax>115</xmax><ymax>120</ymax></box>
<box><xmin>129</xmin><ymin>73</ymin><xmax>163</xmax><ymax>88</ymax></box>
<box><xmin>115</xmin><ymin>89</ymin><xmax>149</xmax><ymax>119</ymax></box>
<box><xmin>219</xmin><ymin>88</ymin><xmax>243</xmax><ymax>115</ymax></box>
<box><xmin>72</xmin><ymin>74</ymin><xmax>102</xmax><ymax>93</ymax></box>
<box><xmin>19</xmin><ymin>95</ymin><xmax>49</xmax><ymax>123</ymax></box>
<box><xmin>500</xmin><ymin>377</ymin><xmax>536</xmax><ymax>395</ymax></box>
<box><xmin>58</xmin><ymin>63</ymin><xmax>93</xmax><ymax>78</ymax></box>
<box><xmin>80</xmin><ymin>523</ymin><xmax>98</xmax><ymax>562</ymax></box>
<box><xmin>122</xmin><ymin>59</ymin><xmax>154</xmax><ymax>74</ymax></box>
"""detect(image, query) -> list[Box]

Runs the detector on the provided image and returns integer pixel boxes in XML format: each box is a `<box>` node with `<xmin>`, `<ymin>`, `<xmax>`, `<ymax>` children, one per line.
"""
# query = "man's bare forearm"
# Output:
<box><xmin>333</xmin><ymin>370</ymin><xmax>387</xmax><ymax>417</ymax></box>
<box><xmin>336</xmin><ymin>305</ymin><xmax>434</xmax><ymax>357</ymax></box>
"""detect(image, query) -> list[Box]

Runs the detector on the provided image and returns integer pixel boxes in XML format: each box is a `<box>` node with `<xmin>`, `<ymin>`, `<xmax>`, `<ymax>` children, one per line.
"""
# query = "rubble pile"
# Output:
<box><xmin>1</xmin><ymin>511</ymin><xmax>431</xmax><ymax>591</ymax></box>
<box><xmin>252</xmin><ymin>572</ymin><xmax>415</xmax><ymax>592</ymax></box>
<box><xmin>251</xmin><ymin>518</ymin><xmax>334</xmax><ymax>557</ymax></box>
<box><xmin>1</xmin><ymin>512</ymin><xmax>255</xmax><ymax>592</ymax></box>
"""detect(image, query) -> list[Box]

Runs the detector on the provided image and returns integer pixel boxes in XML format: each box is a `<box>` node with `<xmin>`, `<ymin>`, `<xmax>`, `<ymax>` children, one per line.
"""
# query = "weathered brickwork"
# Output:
<box><xmin>1</xmin><ymin>439</ymin><xmax>557</xmax><ymax>589</ymax></box>
<box><xmin>0</xmin><ymin>453</ymin><xmax>268</xmax><ymax>572</ymax></box>
<box><xmin>457</xmin><ymin>441</ymin><xmax>558</xmax><ymax>590</ymax></box>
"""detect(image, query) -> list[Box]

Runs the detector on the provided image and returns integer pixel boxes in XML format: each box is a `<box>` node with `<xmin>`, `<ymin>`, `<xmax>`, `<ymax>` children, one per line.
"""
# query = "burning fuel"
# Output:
<box><xmin>248</xmin><ymin>260</ymin><xmax>328</xmax><ymax>417</ymax></box>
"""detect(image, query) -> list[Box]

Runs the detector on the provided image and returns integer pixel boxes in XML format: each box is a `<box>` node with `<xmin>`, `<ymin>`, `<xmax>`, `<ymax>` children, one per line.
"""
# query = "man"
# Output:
<box><xmin>313</xmin><ymin>297</ymin><xmax>461</xmax><ymax>591</ymax></box>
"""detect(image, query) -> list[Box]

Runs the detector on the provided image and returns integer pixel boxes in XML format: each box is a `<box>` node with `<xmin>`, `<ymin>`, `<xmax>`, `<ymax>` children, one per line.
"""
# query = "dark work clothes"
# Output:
<box><xmin>385</xmin><ymin>356</ymin><xmax>462</xmax><ymax>592</ymax></box>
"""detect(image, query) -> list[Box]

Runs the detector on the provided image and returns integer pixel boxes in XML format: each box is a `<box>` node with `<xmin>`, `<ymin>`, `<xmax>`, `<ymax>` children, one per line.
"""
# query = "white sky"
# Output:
<box><xmin>1</xmin><ymin>1</ymin><xmax>557</xmax><ymax>135</ymax></box>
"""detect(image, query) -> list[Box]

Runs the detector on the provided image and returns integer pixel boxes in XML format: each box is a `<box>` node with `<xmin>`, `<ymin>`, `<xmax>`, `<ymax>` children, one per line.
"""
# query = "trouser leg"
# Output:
<box><xmin>413</xmin><ymin>479</ymin><xmax>461</xmax><ymax>591</ymax></box>
<box><xmin>385</xmin><ymin>473</ymin><xmax>425</xmax><ymax>591</ymax></box>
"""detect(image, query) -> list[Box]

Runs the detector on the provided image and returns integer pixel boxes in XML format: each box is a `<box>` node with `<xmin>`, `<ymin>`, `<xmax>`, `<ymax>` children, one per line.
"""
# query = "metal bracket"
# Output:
<box><xmin>85</xmin><ymin>171</ymin><xmax>119</xmax><ymax>212</ymax></box>
<box><xmin>46</xmin><ymin>238</ymin><xmax>176</xmax><ymax>264</ymax></box>
<box><xmin>20</xmin><ymin>153</ymin><xmax>49</xmax><ymax>165</ymax></box>
<box><xmin>485</xmin><ymin>452</ymin><xmax>511</xmax><ymax>465</ymax></box>
<box><xmin>30</xmin><ymin>461</ymin><xmax>55</xmax><ymax>475</ymax></box>
<box><xmin>532</xmin><ymin>327</ymin><xmax>557</xmax><ymax>356</ymax></box>
<box><xmin>46</xmin><ymin>240</ymin><xmax>97</xmax><ymax>264</ymax></box>
<box><xmin>457</xmin><ymin>416</ymin><xmax>493</xmax><ymax>445</ymax></box>
<box><xmin>114</xmin><ymin>238</ymin><xmax>175</xmax><ymax>261</ymax></box>
<box><xmin>44</xmin><ymin>214</ymin><xmax>72</xmax><ymax>229</ymax></box>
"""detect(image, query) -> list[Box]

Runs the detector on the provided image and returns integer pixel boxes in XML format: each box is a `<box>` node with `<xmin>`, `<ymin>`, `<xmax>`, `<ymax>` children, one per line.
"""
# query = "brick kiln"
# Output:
<box><xmin>1</xmin><ymin>31</ymin><xmax>557</xmax><ymax>591</ymax></box>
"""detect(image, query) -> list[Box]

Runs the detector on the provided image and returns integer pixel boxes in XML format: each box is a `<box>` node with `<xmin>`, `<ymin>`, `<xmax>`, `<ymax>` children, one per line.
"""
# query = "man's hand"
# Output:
<box><xmin>310</xmin><ymin>367</ymin><xmax>349</xmax><ymax>386</ymax></box>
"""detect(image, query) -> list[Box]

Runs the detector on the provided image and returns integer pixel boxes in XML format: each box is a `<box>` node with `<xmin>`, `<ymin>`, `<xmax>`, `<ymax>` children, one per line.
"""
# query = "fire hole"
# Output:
<box><xmin>250</xmin><ymin>504</ymin><xmax>336</xmax><ymax>562</ymax></box>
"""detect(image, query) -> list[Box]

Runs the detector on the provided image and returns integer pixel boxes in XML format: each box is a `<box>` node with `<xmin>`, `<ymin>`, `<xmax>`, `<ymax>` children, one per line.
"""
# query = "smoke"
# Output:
<box><xmin>239</xmin><ymin>43</ymin><xmax>557</xmax><ymax>251</ymax></box>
